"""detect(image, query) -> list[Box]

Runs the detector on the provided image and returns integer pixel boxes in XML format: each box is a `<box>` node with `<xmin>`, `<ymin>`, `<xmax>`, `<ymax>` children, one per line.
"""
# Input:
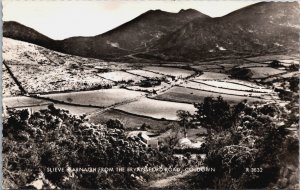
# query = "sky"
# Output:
<box><xmin>3</xmin><ymin>0</ymin><xmax>261</xmax><ymax>40</ymax></box>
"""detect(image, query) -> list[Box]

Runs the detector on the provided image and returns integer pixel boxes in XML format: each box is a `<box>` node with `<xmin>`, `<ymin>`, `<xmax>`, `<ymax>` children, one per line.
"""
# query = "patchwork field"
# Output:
<box><xmin>115</xmin><ymin>98</ymin><xmax>197</xmax><ymax>120</ymax></box>
<box><xmin>89</xmin><ymin>109</ymin><xmax>178</xmax><ymax>130</ymax></box>
<box><xmin>143</xmin><ymin>66</ymin><xmax>195</xmax><ymax>78</ymax></box>
<box><xmin>3</xmin><ymin>39</ymin><xmax>295</xmax><ymax>134</ymax></box>
<box><xmin>153</xmin><ymin>86</ymin><xmax>264</xmax><ymax>105</ymax></box>
<box><xmin>41</xmin><ymin>89</ymin><xmax>145</xmax><ymax>107</ymax></box>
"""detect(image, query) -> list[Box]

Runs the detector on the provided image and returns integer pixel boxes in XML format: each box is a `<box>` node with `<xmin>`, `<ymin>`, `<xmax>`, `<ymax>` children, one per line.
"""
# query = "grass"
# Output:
<box><xmin>41</xmin><ymin>89</ymin><xmax>145</xmax><ymax>107</ymax></box>
<box><xmin>89</xmin><ymin>109</ymin><xmax>178</xmax><ymax>130</ymax></box>
<box><xmin>153</xmin><ymin>86</ymin><xmax>264</xmax><ymax>105</ymax></box>
<box><xmin>115</xmin><ymin>98</ymin><xmax>197</xmax><ymax>120</ymax></box>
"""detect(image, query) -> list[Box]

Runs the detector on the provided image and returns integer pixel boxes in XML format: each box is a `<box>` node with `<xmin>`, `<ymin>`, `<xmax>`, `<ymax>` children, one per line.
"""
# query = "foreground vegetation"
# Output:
<box><xmin>179</xmin><ymin>97</ymin><xmax>299</xmax><ymax>189</ymax></box>
<box><xmin>3</xmin><ymin>105</ymin><xmax>182</xmax><ymax>189</ymax></box>
<box><xmin>3</xmin><ymin>95</ymin><xmax>298</xmax><ymax>189</ymax></box>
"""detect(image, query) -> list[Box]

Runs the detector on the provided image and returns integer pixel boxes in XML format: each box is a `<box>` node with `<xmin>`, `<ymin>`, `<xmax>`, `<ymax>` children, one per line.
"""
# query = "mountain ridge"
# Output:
<box><xmin>3</xmin><ymin>2</ymin><xmax>300</xmax><ymax>61</ymax></box>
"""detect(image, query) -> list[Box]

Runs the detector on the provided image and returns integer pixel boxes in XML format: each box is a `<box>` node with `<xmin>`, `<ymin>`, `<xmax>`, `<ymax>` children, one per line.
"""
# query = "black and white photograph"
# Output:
<box><xmin>2</xmin><ymin>0</ymin><xmax>300</xmax><ymax>189</ymax></box>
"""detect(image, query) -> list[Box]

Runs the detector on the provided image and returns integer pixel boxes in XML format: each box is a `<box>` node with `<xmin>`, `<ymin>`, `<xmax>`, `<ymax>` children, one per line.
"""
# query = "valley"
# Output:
<box><xmin>3</xmin><ymin>37</ymin><xmax>298</xmax><ymax>147</ymax></box>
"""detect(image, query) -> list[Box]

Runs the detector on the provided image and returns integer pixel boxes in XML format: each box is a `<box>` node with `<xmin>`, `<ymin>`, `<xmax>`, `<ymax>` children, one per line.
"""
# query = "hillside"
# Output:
<box><xmin>3</xmin><ymin>21</ymin><xmax>59</xmax><ymax>50</ymax></box>
<box><xmin>147</xmin><ymin>2</ymin><xmax>300</xmax><ymax>61</ymax></box>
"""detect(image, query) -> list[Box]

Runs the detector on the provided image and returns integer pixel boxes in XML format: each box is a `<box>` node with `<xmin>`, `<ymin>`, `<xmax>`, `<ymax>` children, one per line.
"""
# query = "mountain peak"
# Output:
<box><xmin>178</xmin><ymin>8</ymin><xmax>199</xmax><ymax>14</ymax></box>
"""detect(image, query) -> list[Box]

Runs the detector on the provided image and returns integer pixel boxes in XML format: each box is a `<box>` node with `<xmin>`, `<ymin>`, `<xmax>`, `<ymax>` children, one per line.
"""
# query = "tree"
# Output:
<box><xmin>177</xmin><ymin>110</ymin><xmax>192</xmax><ymax>137</ymax></box>
<box><xmin>193</xmin><ymin>96</ymin><xmax>234</xmax><ymax>132</ymax></box>
<box><xmin>106</xmin><ymin>119</ymin><xmax>125</xmax><ymax>130</ymax></box>
<box><xmin>269</xmin><ymin>60</ymin><xmax>282</xmax><ymax>68</ymax></box>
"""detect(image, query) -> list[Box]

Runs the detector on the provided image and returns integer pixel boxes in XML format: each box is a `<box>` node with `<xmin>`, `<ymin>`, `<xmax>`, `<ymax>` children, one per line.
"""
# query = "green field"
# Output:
<box><xmin>195</xmin><ymin>72</ymin><xmax>230</xmax><ymax>80</ymax></box>
<box><xmin>181</xmin><ymin>81</ymin><xmax>269</xmax><ymax>97</ymax></box>
<box><xmin>89</xmin><ymin>109</ymin><xmax>178</xmax><ymax>130</ymax></box>
<box><xmin>116</xmin><ymin>98</ymin><xmax>197</xmax><ymax>120</ymax></box>
<box><xmin>41</xmin><ymin>89</ymin><xmax>145</xmax><ymax>107</ymax></box>
<box><xmin>3</xmin><ymin>96</ymin><xmax>51</xmax><ymax>108</ymax></box>
<box><xmin>154</xmin><ymin>86</ymin><xmax>264</xmax><ymax>105</ymax></box>
<box><xmin>99</xmin><ymin>71</ymin><xmax>145</xmax><ymax>83</ymax></box>
<box><xmin>248</xmin><ymin>67</ymin><xmax>286</xmax><ymax>79</ymax></box>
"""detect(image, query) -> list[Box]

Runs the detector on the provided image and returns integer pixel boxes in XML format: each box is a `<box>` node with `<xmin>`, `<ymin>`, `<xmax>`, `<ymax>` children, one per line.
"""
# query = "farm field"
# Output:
<box><xmin>180</xmin><ymin>81</ymin><xmax>271</xmax><ymax>97</ymax></box>
<box><xmin>245</xmin><ymin>54</ymin><xmax>298</xmax><ymax>62</ymax></box>
<box><xmin>143</xmin><ymin>66</ymin><xmax>195</xmax><ymax>78</ymax></box>
<box><xmin>29</xmin><ymin>104</ymin><xmax>100</xmax><ymax>115</ymax></box>
<box><xmin>115</xmin><ymin>98</ymin><xmax>197</xmax><ymax>120</ymax></box>
<box><xmin>192</xmin><ymin>80</ymin><xmax>272</xmax><ymax>93</ymax></box>
<box><xmin>41</xmin><ymin>89</ymin><xmax>145</xmax><ymax>107</ymax></box>
<box><xmin>248</xmin><ymin>67</ymin><xmax>286</xmax><ymax>79</ymax></box>
<box><xmin>3</xmin><ymin>96</ymin><xmax>51</xmax><ymax>108</ymax></box>
<box><xmin>98</xmin><ymin>71</ymin><xmax>145</xmax><ymax>83</ymax></box>
<box><xmin>279</xmin><ymin>71</ymin><xmax>299</xmax><ymax>78</ymax></box>
<box><xmin>237</xmin><ymin>63</ymin><xmax>268</xmax><ymax>68</ymax></box>
<box><xmin>2</xmin><ymin>65</ymin><xmax>21</xmax><ymax>97</ymax></box>
<box><xmin>191</xmin><ymin>65</ymin><xmax>223</xmax><ymax>71</ymax></box>
<box><xmin>89</xmin><ymin>109</ymin><xmax>178</xmax><ymax>130</ymax></box>
<box><xmin>126</xmin><ymin>69</ymin><xmax>166</xmax><ymax>79</ymax></box>
<box><xmin>153</xmin><ymin>86</ymin><xmax>264</xmax><ymax>105</ymax></box>
<box><xmin>279</xmin><ymin>59</ymin><xmax>299</xmax><ymax>66</ymax></box>
<box><xmin>9</xmin><ymin>64</ymin><xmax>114</xmax><ymax>93</ymax></box>
<box><xmin>194</xmin><ymin>72</ymin><xmax>230</xmax><ymax>80</ymax></box>
<box><xmin>126</xmin><ymin>82</ymin><xmax>170</xmax><ymax>92</ymax></box>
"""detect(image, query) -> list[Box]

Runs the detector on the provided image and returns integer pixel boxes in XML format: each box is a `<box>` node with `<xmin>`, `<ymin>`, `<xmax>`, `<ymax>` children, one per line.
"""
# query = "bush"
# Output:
<box><xmin>3</xmin><ymin>107</ymin><xmax>179</xmax><ymax>189</ymax></box>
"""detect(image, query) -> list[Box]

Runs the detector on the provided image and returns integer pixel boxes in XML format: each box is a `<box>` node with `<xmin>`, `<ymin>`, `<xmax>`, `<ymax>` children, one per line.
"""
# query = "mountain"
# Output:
<box><xmin>3</xmin><ymin>9</ymin><xmax>209</xmax><ymax>59</ymax></box>
<box><xmin>59</xmin><ymin>9</ymin><xmax>209</xmax><ymax>58</ymax></box>
<box><xmin>3</xmin><ymin>2</ymin><xmax>300</xmax><ymax>62</ymax></box>
<box><xmin>3</xmin><ymin>21</ymin><xmax>59</xmax><ymax>50</ymax></box>
<box><xmin>148</xmin><ymin>2</ymin><xmax>300</xmax><ymax>61</ymax></box>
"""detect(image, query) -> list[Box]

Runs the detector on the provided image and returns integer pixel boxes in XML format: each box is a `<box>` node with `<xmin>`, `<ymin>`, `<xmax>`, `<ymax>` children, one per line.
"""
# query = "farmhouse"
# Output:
<box><xmin>138</xmin><ymin>132</ymin><xmax>159</xmax><ymax>149</ymax></box>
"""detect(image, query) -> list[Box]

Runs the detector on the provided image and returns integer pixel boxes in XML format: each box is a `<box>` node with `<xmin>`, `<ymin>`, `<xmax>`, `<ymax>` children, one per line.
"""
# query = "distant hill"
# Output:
<box><xmin>147</xmin><ymin>2</ymin><xmax>300</xmax><ymax>61</ymax></box>
<box><xmin>3</xmin><ymin>21</ymin><xmax>59</xmax><ymax>50</ymax></box>
<box><xmin>3</xmin><ymin>2</ymin><xmax>300</xmax><ymax>61</ymax></box>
